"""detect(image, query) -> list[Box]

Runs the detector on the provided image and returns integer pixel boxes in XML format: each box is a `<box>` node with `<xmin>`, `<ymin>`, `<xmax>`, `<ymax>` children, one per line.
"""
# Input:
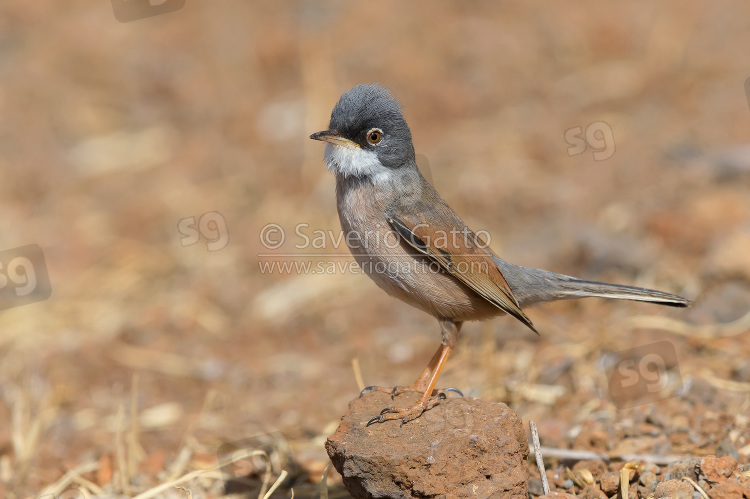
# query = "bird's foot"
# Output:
<box><xmin>359</xmin><ymin>385</ymin><xmax>463</xmax><ymax>400</ymax></box>
<box><xmin>365</xmin><ymin>392</ymin><xmax>446</xmax><ymax>427</ymax></box>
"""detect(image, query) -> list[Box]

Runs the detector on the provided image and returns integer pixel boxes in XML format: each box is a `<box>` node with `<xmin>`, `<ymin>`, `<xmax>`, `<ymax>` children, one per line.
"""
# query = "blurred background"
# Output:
<box><xmin>1</xmin><ymin>1</ymin><xmax>749</xmax><ymax>497</ymax></box>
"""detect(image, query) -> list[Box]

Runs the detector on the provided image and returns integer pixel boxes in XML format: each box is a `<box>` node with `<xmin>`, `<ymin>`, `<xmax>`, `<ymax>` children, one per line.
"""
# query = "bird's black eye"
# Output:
<box><xmin>366</xmin><ymin>128</ymin><xmax>383</xmax><ymax>145</ymax></box>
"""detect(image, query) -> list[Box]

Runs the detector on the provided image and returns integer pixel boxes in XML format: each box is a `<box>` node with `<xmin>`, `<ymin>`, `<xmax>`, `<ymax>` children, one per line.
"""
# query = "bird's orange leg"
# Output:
<box><xmin>365</xmin><ymin>319</ymin><xmax>463</xmax><ymax>426</ymax></box>
<box><xmin>390</xmin><ymin>345</ymin><xmax>464</xmax><ymax>397</ymax></box>
<box><xmin>359</xmin><ymin>344</ymin><xmax>448</xmax><ymax>398</ymax></box>
<box><xmin>366</xmin><ymin>343</ymin><xmax>453</xmax><ymax>426</ymax></box>
<box><xmin>403</xmin><ymin>344</ymin><xmax>444</xmax><ymax>392</ymax></box>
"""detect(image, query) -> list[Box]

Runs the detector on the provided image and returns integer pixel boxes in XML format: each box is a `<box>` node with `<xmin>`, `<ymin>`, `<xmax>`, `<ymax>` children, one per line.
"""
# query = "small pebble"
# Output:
<box><xmin>528</xmin><ymin>477</ymin><xmax>544</xmax><ymax>496</ymax></box>
<box><xmin>654</xmin><ymin>479</ymin><xmax>693</xmax><ymax>499</ymax></box>
<box><xmin>639</xmin><ymin>471</ymin><xmax>658</xmax><ymax>491</ymax></box>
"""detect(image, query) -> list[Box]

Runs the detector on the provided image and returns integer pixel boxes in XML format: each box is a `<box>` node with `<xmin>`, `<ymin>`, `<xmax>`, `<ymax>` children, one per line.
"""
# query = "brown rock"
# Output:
<box><xmin>326</xmin><ymin>392</ymin><xmax>528</xmax><ymax>498</ymax></box>
<box><xmin>528</xmin><ymin>476</ymin><xmax>545</xmax><ymax>496</ymax></box>
<box><xmin>639</xmin><ymin>470</ymin><xmax>659</xmax><ymax>492</ymax></box>
<box><xmin>572</xmin><ymin>459</ymin><xmax>608</xmax><ymax>481</ymax></box>
<box><xmin>643</xmin><ymin>462</ymin><xmax>660</xmax><ymax>475</ymax></box>
<box><xmin>538</xmin><ymin>493</ymin><xmax>577</xmax><ymax>499</ymax></box>
<box><xmin>699</xmin><ymin>454</ymin><xmax>738</xmax><ymax>483</ymax></box>
<box><xmin>546</xmin><ymin>469</ymin><xmax>565</xmax><ymax>488</ymax></box>
<box><xmin>579</xmin><ymin>485</ymin><xmax>607</xmax><ymax>498</ymax></box>
<box><xmin>699</xmin><ymin>478</ymin><xmax>711</xmax><ymax>492</ymax></box>
<box><xmin>740</xmin><ymin>474</ymin><xmax>750</xmax><ymax>498</ymax></box>
<box><xmin>663</xmin><ymin>458</ymin><xmax>700</xmax><ymax>481</ymax></box>
<box><xmin>709</xmin><ymin>481</ymin><xmax>747</xmax><ymax>499</ymax></box>
<box><xmin>654</xmin><ymin>479</ymin><xmax>694</xmax><ymax>499</ymax></box>
<box><xmin>610</xmin><ymin>435</ymin><xmax>668</xmax><ymax>455</ymax></box>
<box><xmin>572</xmin><ymin>427</ymin><xmax>609</xmax><ymax>450</ymax></box>
<box><xmin>599</xmin><ymin>471</ymin><xmax>620</xmax><ymax>495</ymax></box>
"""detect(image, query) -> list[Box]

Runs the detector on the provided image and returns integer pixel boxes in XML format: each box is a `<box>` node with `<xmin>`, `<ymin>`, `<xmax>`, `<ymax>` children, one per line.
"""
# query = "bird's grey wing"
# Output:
<box><xmin>386</xmin><ymin>209</ymin><xmax>537</xmax><ymax>334</ymax></box>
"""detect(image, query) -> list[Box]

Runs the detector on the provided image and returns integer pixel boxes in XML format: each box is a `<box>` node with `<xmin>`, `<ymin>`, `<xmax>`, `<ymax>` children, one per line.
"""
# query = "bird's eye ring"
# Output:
<box><xmin>366</xmin><ymin>128</ymin><xmax>383</xmax><ymax>145</ymax></box>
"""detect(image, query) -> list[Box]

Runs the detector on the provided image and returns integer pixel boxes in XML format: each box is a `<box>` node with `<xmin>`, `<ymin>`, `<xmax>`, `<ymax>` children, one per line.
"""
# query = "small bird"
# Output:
<box><xmin>310</xmin><ymin>84</ymin><xmax>689</xmax><ymax>426</ymax></box>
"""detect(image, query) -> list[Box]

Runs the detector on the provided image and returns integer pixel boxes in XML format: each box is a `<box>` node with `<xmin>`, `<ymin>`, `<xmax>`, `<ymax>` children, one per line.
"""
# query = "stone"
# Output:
<box><xmin>579</xmin><ymin>485</ymin><xmax>607</xmax><ymax>498</ymax></box>
<box><xmin>698</xmin><ymin>455</ymin><xmax>738</xmax><ymax>483</ymax></box>
<box><xmin>528</xmin><ymin>477</ymin><xmax>545</xmax><ymax>496</ymax></box>
<box><xmin>572</xmin><ymin>459</ymin><xmax>608</xmax><ymax>481</ymax></box>
<box><xmin>654</xmin><ymin>479</ymin><xmax>694</xmax><ymax>499</ymax></box>
<box><xmin>326</xmin><ymin>392</ymin><xmax>528</xmax><ymax>498</ymax></box>
<box><xmin>663</xmin><ymin>458</ymin><xmax>700</xmax><ymax>482</ymax></box>
<box><xmin>708</xmin><ymin>481</ymin><xmax>747</xmax><ymax>499</ymax></box>
<box><xmin>599</xmin><ymin>471</ymin><xmax>620</xmax><ymax>495</ymax></box>
<box><xmin>639</xmin><ymin>470</ymin><xmax>659</xmax><ymax>491</ymax></box>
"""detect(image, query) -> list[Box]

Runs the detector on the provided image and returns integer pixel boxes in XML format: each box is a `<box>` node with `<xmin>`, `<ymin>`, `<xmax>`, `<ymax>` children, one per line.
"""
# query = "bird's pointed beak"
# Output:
<box><xmin>309</xmin><ymin>129</ymin><xmax>359</xmax><ymax>148</ymax></box>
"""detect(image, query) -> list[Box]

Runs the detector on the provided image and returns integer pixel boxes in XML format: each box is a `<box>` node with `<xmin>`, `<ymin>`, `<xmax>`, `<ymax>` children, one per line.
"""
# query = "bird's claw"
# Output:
<box><xmin>365</xmin><ymin>393</ymin><xmax>450</xmax><ymax>427</ymax></box>
<box><xmin>365</xmin><ymin>405</ymin><xmax>408</xmax><ymax>426</ymax></box>
<box><xmin>360</xmin><ymin>385</ymin><xmax>389</xmax><ymax>398</ymax></box>
<box><xmin>366</xmin><ymin>415</ymin><xmax>383</xmax><ymax>426</ymax></box>
<box><xmin>361</xmin><ymin>385</ymin><xmax>464</xmax><ymax>426</ymax></box>
<box><xmin>439</xmin><ymin>387</ymin><xmax>463</xmax><ymax>398</ymax></box>
<box><xmin>361</xmin><ymin>384</ymin><xmax>463</xmax><ymax>400</ymax></box>
<box><xmin>366</xmin><ymin>406</ymin><xmax>426</xmax><ymax>427</ymax></box>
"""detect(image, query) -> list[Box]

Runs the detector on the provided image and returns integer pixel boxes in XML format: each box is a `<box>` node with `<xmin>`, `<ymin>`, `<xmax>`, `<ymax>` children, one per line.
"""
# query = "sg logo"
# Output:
<box><xmin>565</xmin><ymin>121</ymin><xmax>616</xmax><ymax>161</ymax></box>
<box><xmin>606</xmin><ymin>341</ymin><xmax>683</xmax><ymax>408</ymax></box>
<box><xmin>0</xmin><ymin>244</ymin><xmax>52</xmax><ymax>312</ymax></box>
<box><xmin>178</xmin><ymin>212</ymin><xmax>230</xmax><ymax>252</ymax></box>
<box><xmin>111</xmin><ymin>0</ymin><xmax>186</xmax><ymax>23</ymax></box>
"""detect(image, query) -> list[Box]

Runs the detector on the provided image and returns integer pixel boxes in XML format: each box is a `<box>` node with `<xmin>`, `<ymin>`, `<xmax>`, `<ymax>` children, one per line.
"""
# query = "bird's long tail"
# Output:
<box><xmin>493</xmin><ymin>258</ymin><xmax>690</xmax><ymax>309</ymax></box>
<box><xmin>545</xmin><ymin>277</ymin><xmax>689</xmax><ymax>307</ymax></box>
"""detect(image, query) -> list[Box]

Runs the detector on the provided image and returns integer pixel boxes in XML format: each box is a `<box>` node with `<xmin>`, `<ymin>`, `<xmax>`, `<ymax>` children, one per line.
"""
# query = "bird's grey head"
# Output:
<box><xmin>310</xmin><ymin>84</ymin><xmax>416</xmax><ymax>181</ymax></box>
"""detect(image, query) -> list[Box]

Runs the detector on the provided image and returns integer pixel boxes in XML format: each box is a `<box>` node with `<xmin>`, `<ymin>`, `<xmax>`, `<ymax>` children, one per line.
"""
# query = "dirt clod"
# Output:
<box><xmin>326</xmin><ymin>392</ymin><xmax>528</xmax><ymax>498</ymax></box>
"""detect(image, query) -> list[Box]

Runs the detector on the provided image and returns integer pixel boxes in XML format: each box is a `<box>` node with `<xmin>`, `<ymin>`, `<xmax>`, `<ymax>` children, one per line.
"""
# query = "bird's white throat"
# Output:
<box><xmin>324</xmin><ymin>143</ymin><xmax>392</xmax><ymax>182</ymax></box>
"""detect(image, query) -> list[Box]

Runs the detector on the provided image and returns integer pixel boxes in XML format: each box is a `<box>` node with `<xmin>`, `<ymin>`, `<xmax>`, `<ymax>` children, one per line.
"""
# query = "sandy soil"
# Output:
<box><xmin>0</xmin><ymin>1</ymin><xmax>749</xmax><ymax>497</ymax></box>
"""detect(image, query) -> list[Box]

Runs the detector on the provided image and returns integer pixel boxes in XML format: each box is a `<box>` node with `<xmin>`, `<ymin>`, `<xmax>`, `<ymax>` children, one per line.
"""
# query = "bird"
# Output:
<box><xmin>309</xmin><ymin>83</ymin><xmax>690</xmax><ymax>426</ymax></box>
